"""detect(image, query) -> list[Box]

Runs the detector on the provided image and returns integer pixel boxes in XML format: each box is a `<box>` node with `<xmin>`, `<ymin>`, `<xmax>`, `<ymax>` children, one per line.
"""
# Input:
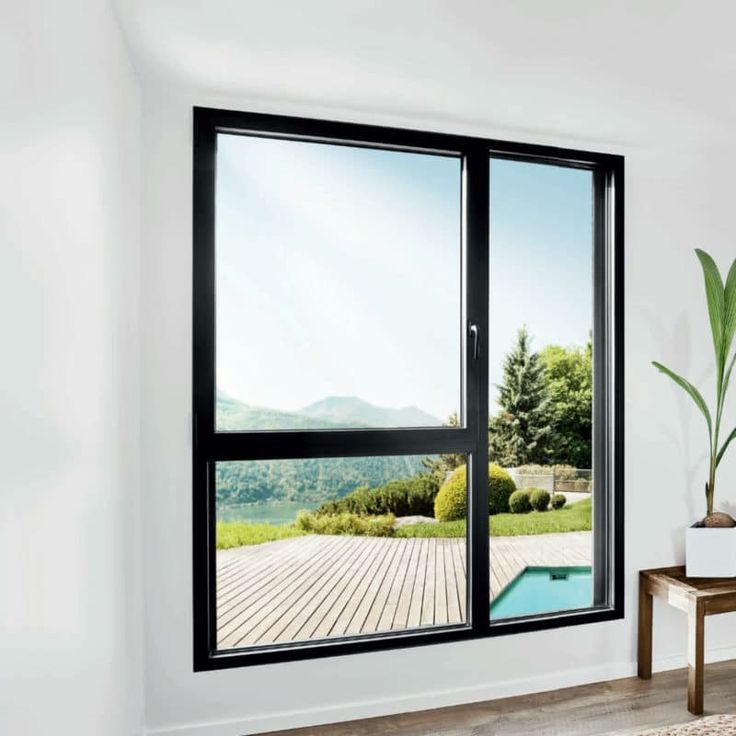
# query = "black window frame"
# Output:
<box><xmin>192</xmin><ymin>106</ymin><xmax>624</xmax><ymax>672</ymax></box>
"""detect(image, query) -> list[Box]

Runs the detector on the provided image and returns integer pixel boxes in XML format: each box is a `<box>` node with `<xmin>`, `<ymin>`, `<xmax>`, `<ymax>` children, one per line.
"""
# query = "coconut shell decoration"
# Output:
<box><xmin>703</xmin><ymin>512</ymin><xmax>736</xmax><ymax>528</ymax></box>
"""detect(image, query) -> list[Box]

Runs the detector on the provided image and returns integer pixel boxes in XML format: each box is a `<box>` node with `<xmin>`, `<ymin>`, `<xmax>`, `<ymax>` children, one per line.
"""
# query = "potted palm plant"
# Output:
<box><xmin>653</xmin><ymin>249</ymin><xmax>736</xmax><ymax>577</ymax></box>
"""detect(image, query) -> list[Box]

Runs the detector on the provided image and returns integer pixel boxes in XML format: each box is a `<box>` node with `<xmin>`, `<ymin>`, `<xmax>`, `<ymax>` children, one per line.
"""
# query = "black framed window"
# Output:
<box><xmin>193</xmin><ymin>107</ymin><xmax>624</xmax><ymax>670</ymax></box>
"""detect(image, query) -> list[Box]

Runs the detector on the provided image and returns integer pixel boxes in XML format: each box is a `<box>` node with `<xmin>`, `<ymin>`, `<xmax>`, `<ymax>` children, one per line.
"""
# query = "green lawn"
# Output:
<box><xmin>396</xmin><ymin>498</ymin><xmax>592</xmax><ymax>538</ymax></box>
<box><xmin>217</xmin><ymin>498</ymin><xmax>591</xmax><ymax>548</ymax></box>
<box><xmin>216</xmin><ymin>521</ymin><xmax>306</xmax><ymax>549</ymax></box>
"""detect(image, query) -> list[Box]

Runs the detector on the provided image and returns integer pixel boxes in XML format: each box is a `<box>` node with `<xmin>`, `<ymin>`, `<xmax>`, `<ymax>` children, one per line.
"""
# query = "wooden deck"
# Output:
<box><xmin>216</xmin><ymin>531</ymin><xmax>591</xmax><ymax>649</ymax></box>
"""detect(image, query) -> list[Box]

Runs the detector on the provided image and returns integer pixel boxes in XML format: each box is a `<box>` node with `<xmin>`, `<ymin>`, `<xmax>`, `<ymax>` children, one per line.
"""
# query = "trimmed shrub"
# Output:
<box><xmin>434</xmin><ymin>465</ymin><xmax>468</xmax><ymax>522</ymax></box>
<box><xmin>529</xmin><ymin>488</ymin><xmax>551</xmax><ymax>512</ymax></box>
<box><xmin>295</xmin><ymin>511</ymin><xmax>395</xmax><ymax>536</ymax></box>
<box><xmin>315</xmin><ymin>474</ymin><xmax>440</xmax><ymax>517</ymax></box>
<box><xmin>489</xmin><ymin>463</ymin><xmax>516</xmax><ymax>515</ymax></box>
<box><xmin>434</xmin><ymin>463</ymin><xmax>517</xmax><ymax>521</ymax></box>
<box><xmin>509</xmin><ymin>489</ymin><xmax>532</xmax><ymax>514</ymax></box>
<box><xmin>550</xmin><ymin>493</ymin><xmax>567</xmax><ymax>510</ymax></box>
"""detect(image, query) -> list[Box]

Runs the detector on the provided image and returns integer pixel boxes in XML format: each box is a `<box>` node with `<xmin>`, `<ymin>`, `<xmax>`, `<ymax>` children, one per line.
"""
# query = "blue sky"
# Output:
<box><xmin>490</xmin><ymin>159</ymin><xmax>593</xmax><ymax>399</ymax></box>
<box><xmin>216</xmin><ymin>135</ymin><xmax>591</xmax><ymax>422</ymax></box>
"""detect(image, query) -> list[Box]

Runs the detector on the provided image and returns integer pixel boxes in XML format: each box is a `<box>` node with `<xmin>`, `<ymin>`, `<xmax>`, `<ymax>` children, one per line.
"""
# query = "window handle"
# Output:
<box><xmin>469</xmin><ymin>322</ymin><xmax>480</xmax><ymax>360</ymax></box>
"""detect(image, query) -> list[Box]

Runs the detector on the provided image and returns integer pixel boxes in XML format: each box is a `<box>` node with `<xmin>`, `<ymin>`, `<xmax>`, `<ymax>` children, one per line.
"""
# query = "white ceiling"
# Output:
<box><xmin>114</xmin><ymin>0</ymin><xmax>736</xmax><ymax>145</ymax></box>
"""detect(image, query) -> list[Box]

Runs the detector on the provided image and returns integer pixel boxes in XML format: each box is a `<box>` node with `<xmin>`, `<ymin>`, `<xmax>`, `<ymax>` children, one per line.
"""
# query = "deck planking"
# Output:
<box><xmin>216</xmin><ymin>531</ymin><xmax>592</xmax><ymax>649</ymax></box>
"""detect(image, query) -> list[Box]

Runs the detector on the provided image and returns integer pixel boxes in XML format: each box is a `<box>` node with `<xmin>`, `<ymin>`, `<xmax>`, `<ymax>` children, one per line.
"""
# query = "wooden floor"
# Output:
<box><xmin>216</xmin><ymin>532</ymin><xmax>591</xmax><ymax>648</ymax></box>
<box><xmin>265</xmin><ymin>659</ymin><xmax>736</xmax><ymax>736</ymax></box>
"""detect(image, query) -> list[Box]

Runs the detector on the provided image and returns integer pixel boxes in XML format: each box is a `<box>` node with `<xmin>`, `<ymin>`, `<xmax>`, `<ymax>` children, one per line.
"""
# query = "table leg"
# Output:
<box><xmin>638</xmin><ymin>575</ymin><xmax>653</xmax><ymax>680</ymax></box>
<box><xmin>687</xmin><ymin>599</ymin><xmax>705</xmax><ymax>715</ymax></box>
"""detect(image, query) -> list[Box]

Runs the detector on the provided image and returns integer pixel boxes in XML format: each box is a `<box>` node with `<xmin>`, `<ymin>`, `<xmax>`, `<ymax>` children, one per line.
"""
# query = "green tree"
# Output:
<box><xmin>540</xmin><ymin>340</ymin><xmax>593</xmax><ymax>467</ymax></box>
<box><xmin>489</xmin><ymin>327</ymin><xmax>552</xmax><ymax>466</ymax></box>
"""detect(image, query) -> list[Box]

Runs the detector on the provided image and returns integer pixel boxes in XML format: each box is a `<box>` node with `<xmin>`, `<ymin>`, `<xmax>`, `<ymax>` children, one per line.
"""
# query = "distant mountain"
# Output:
<box><xmin>216</xmin><ymin>391</ymin><xmax>361</xmax><ymax>431</ymax></box>
<box><xmin>217</xmin><ymin>392</ymin><xmax>443</xmax><ymax>430</ymax></box>
<box><xmin>299</xmin><ymin>396</ymin><xmax>442</xmax><ymax>428</ymax></box>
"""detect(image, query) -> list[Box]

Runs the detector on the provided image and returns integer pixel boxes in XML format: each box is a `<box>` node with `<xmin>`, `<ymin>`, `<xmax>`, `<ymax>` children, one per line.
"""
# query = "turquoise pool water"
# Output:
<box><xmin>489</xmin><ymin>566</ymin><xmax>592</xmax><ymax>620</ymax></box>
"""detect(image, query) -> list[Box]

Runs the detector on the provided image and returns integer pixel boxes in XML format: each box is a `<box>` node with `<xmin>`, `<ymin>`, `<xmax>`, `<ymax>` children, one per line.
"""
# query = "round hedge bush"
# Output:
<box><xmin>489</xmin><ymin>463</ymin><xmax>516</xmax><ymax>515</ymax></box>
<box><xmin>434</xmin><ymin>465</ymin><xmax>467</xmax><ymax>522</ymax></box>
<box><xmin>509</xmin><ymin>489</ymin><xmax>532</xmax><ymax>514</ymax></box>
<box><xmin>550</xmin><ymin>493</ymin><xmax>567</xmax><ymax>510</ymax></box>
<box><xmin>434</xmin><ymin>463</ymin><xmax>517</xmax><ymax>521</ymax></box>
<box><xmin>529</xmin><ymin>488</ymin><xmax>551</xmax><ymax>512</ymax></box>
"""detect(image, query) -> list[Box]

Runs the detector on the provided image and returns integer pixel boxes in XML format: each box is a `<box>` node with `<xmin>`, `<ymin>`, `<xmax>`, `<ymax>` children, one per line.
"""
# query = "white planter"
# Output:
<box><xmin>686</xmin><ymin>525</ymin><xmax>736</xmax><ymax>578</ymax></box>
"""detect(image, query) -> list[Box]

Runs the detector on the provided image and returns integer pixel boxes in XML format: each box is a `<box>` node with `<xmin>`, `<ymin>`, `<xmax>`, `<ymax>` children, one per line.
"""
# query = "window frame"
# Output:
<box><xmin>192</xmin><ymin>106</ymin><xmax>624</xmax><ymax>672</ymax></box>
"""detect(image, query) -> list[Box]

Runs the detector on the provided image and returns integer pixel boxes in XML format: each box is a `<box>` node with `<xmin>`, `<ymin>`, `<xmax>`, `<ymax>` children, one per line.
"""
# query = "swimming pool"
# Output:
<box><xmin>489</xmin><ymin>566</ymin><xmax>592</xmax><ymax>619</ymax></box>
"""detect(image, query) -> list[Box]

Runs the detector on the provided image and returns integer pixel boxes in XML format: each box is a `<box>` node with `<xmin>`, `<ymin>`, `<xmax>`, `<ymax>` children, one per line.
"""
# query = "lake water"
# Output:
<box><xmin>217</xmin><ymin>500</ymin><xmax>318</xmax><ymax>526</ymax></box>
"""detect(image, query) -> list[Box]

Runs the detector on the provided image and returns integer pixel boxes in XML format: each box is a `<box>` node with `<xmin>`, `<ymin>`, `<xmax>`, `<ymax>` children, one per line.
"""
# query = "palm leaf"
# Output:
<box><xmin>652</xmin><ymin>360</ymin><xmax>712</xmax><ymax>434</ymax></box>
<box><xmin>723</xmin><ymin>257</ymin><xmax>736</xmax><ymax>358</ymax></box>
<box><xmin>723</xmin><ymin>350</ymin><xmax>736</xmax><ymax>401</ymax></box>
<box><xmin>717</xmin><ymin>426</ymin><xmax>736</xmax><ymax>467</ymax></box>
<box><xmin>696</xmin><ymin>248</ymin><xmax>725</xmax><ymax>359</ymax></box>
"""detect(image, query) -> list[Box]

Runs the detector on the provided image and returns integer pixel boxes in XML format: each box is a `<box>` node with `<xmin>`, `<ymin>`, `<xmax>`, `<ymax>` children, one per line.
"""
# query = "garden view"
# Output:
<box><xmin>217</xmin><ymin>325</ymin><xmax>592</xmax><ymax>548</ymax></box>
<box><xmin>214</xmin><ymin>137</ymin><xmax>594</xmax><ymax>648</ymax></box>
<box><xmin>216</xmin><ymin>325</ymin><xmax>594</xmax><ymax>644</ymax></box>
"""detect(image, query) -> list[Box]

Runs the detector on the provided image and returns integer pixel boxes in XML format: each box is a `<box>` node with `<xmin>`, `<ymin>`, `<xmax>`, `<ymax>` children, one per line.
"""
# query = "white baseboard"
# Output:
<box><xmin>146</xmin><ymin>645</ymin><xmax>736</xmax><ymax>736</ymax></box>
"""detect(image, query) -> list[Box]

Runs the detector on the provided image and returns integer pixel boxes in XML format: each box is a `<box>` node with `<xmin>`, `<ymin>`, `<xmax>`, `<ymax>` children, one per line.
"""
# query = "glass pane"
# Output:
<box><xmin>215</xmin><ymin>134</ymin><xmax>462</xmax><ymax>431</ymax></box>
<box><xmin>488</xmin><ymin>159</ymin><xmax>594</xmax><ymax>620</ymax></box>
<box><xmin>215</xmin><ymin>455</ymin><xmax>468</xmax><ymax>650</ymax></box>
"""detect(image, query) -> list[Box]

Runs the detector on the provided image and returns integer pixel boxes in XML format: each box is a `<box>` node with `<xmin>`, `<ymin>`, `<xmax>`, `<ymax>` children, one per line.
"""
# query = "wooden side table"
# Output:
<box><xmin>638</xmin><ymin>566</ymin><xmax>736</xmax><ymax>715</ymax></box>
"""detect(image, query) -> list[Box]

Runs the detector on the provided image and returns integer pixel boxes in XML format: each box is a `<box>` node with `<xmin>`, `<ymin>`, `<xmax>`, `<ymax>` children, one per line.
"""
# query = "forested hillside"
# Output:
<box><xmin>216</xmin><ymin>455</ymin><xmax>426</xmax><ymax>504</ymax></box>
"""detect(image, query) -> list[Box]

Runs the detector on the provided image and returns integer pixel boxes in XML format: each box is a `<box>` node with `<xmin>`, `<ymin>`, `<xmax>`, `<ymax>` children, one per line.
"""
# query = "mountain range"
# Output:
<box><xmin>299</xmin><ymin>396</ymin><xmax>441</xmax><ymax>428</ymax></box>
<box><xmin>216</xmin><ymin>392</ymin><xmax>442</xmax><ymax>431</ymax></box>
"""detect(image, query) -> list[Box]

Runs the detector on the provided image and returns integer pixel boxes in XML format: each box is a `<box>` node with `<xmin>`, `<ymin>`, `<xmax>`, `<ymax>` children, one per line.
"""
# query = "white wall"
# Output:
<box><xmin>140</xmin><ymin>88</ymin><xmax>736</xmax><ymax>735</ymax></box>
<box><xmin>0</xmin><ymin>2</ymin><xmax>143</xmax><ymax>735</ymax></box>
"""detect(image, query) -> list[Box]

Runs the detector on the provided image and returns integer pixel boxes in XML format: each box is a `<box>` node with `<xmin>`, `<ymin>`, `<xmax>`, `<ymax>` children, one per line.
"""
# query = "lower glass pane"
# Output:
<box><xmin>215</xmin><ymin>455</ymin><xmax>467</xmax><ymax>650</ymax></box>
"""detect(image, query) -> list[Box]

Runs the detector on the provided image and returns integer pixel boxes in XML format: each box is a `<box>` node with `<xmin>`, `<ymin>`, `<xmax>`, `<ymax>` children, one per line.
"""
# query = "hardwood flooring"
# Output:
<box><xmin>265</xmin><ymin>660</ymin><xmax>736</xmax><ymax>736</ymax></box>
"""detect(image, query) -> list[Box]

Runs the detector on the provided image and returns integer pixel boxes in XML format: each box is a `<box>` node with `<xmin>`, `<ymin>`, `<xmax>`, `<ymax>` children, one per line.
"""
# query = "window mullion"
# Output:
<box><xmin>464</xmin><ymin>144</ymin><xmax>490</xmax><ymax>634</ymax></box>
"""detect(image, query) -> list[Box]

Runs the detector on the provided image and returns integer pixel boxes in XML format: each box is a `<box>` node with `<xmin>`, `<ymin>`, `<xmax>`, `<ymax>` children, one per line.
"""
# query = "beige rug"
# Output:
<box><xmin>634</xmin><ymin>715</ymin><xmax>736</xmax><ymax>734</ymax></box>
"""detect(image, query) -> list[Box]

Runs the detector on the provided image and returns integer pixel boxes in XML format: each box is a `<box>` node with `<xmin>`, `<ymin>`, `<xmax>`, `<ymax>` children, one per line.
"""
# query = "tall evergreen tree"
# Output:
<box><xmin>540</xmin><ymin>339</ymin><xmax>592</xmax><ymax>467</ymax></box>
<box><xmin>489</xmin><ymin>327</ymin><xmax>552</xmax><ymax>466</ymax></box>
